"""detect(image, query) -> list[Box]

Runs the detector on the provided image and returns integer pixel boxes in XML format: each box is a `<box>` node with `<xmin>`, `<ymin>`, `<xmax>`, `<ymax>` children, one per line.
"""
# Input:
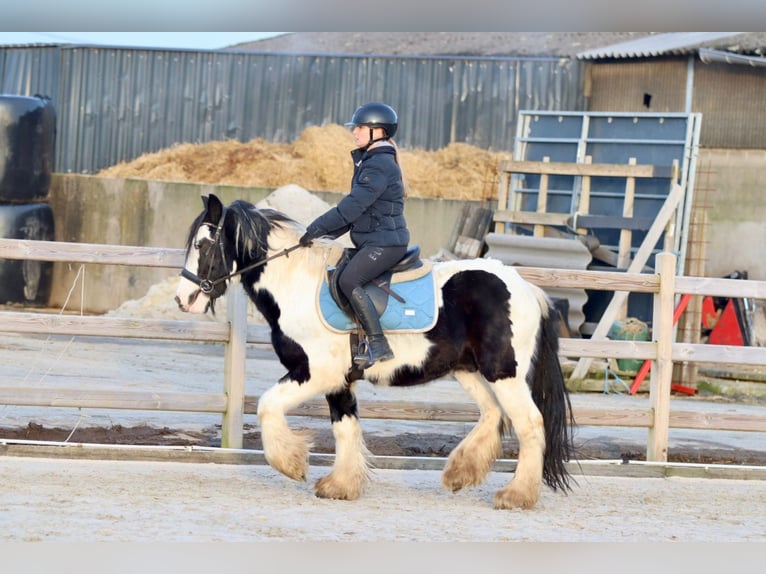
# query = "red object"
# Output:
<box><xmin>701</xmin><ymin>296</ymin><xmax>718</xmax><ymax>330</ymax></box>
<box><xmin>629</xmin><ymin>294</ymin><xmax>693</xmax><ymax>395</ymax></box>
<box><xmin>708</xmin><ymin>300</ymin><xmax>745</xmax><ymax>346</ymax></box>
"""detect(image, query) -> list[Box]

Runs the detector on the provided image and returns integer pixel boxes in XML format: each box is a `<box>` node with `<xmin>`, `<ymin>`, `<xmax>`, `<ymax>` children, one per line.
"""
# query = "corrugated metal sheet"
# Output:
<box><xmin>587</xmin><ymin>60</ymin><xmax>688</xmax><ymax>113</ymax></box>
<box><xmin>694</xmin><ymin>60</ymin><xmax>766</xmax><ymax>148</ymax></box>
<box><xmin>699</xmin><ymin>48</ymin><xmax>766</xmax><ymax>68</ymax></box>
<box><xmin>0</xmin><ymin>46</ymin><xmax>60</xmax><ymax>97</ymax></box>
<box><xmin>577</xmin><ymin>32</ymin><xmax>743</xmax><ymax>60</ymax></box>
<box><xmin>0</xmin><ymin>45</ymin><xmax>585</xmax><ymax>174</ymax></box>
<box><xmin>586</xmin><ymin>57</ymin><xmax>766</xmax><ymax>149</ymax></box>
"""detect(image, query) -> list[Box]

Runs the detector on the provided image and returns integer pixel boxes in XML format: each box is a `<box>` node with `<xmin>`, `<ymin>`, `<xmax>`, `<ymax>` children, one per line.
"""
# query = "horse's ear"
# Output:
<box><xmin>204</xmin><ymin>194</ymin><xmax>224</xmax><ymax>223</ymax></box>
<box><xmin>201</xmin><ymin>195</ymin><xmax>209</xmax><ymax>209</ymax></box>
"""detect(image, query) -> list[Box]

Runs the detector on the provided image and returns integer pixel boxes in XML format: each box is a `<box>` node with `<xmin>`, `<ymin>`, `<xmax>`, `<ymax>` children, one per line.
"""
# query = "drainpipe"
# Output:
<box><xmin>685</xmin><ymin>55</ymin><xmax>694</xmax><ymax>113</ymax></box>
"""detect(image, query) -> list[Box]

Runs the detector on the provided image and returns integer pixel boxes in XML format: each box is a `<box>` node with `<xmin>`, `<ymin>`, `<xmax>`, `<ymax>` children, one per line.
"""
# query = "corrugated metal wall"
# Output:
<box><xmin>0</xmin><ymin>45</ymin><xmax>585</xmax><ymax>174</ymax></box>
<box><xmin>587</xmin><ymin>57</ymin><xmax>766</xmax><ymax>149</ymax></box>
<box><xmin>693</xmin><ymin>61</ymin><xmax>766</xmax><ymax>149</ymax></box>
<box><xmin>586</xmin><ymin>59</ymin><xmax>688</xmax><ymax>113</ymax></box>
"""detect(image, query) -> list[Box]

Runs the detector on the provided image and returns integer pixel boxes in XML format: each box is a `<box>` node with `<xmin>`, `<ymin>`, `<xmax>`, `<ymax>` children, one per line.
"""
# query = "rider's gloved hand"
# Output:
<box><xmin>299</xmin><ymin>232</ymin><xmax>314</xmax><ymax>247</ymax></box>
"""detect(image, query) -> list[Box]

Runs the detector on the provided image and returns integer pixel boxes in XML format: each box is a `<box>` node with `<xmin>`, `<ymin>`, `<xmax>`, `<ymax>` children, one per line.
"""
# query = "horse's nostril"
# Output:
<box><xmin>174</xmin><ymin>295</ymin><xmax>186</xmax><ymax>311</ymax></box>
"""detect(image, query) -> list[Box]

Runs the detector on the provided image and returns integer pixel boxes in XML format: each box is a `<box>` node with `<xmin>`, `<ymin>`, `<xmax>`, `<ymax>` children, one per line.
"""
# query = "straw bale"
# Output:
<box><xmin>98</xmin><ymin>124</ymin><xmax>509</xmax><ymax>201</ymax></box>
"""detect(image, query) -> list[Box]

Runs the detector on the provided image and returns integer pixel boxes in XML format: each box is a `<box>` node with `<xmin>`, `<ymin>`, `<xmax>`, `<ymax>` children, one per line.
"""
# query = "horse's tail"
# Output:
<box><xmin>528</xmin><ymin>290</ymin><xmax>576</xmax><ymax>492</ymax></box>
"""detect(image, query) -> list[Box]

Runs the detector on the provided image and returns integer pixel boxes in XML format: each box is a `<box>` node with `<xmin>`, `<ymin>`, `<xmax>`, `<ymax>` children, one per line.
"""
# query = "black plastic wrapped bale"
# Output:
<box><xmin>0</xmin><ymin>94</ymin><xmax>57</xmax><ymax>202</ymax></box>
<box><xmin>0</xmin><ymin>203</ymin><xmax>54</xmax><ymax>304</ymax></box>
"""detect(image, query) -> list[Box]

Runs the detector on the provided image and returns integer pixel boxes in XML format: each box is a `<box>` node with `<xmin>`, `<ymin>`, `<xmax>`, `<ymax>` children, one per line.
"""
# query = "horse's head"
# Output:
<box><xmin>175</xmin><ymin>194</ymin><xmax>236</xmax><ymax>314</ymax></box>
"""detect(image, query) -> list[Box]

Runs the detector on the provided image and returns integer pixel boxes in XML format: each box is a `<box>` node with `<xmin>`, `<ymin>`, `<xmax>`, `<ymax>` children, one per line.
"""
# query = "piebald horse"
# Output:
<box><xmin>175</xmin><ymin>194</ymin><xmax>575</xmax><ymax>509</ymax></box>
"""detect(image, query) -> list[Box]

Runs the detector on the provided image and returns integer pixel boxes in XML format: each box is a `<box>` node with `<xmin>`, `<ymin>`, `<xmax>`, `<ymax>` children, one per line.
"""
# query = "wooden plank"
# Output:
<box><xmin>617</xmin><ymin>158</ymin><xmax>637</xmax><ymax>317</ymax></box>
<box><xmin>0</xmin><ymin>311</ymin><xmax>231</xmax><ymax>342</ymax></box>
<box><xmin>534</xmin><ymin>156</ymin><xmax>551</xmax><ymax>237</ymax></box>
<box><xmin>252</xmin><ymin>397</ymin><xmax>766</xmax><ymax>434</ymax></box>
<box><xmin>648</xmin><ymin>252</ymin><xmax>676</xmax><ymax>463</ymax></box>
<box><xmin>2</xmin><ymin>386</ymin><xmax>764</xmax><ymax>436</ymax></box>
<box><xmin>559</xmin><ymin>339</ymin><xmax>656</xmax><ymax>360</ymax></box>
<box><xmin>668</xmin><ymin>411</ymin><xmax>766</xmax><ymax>433</ymax></box>
<box><xmin>571</xmin><ymin>407</ymin><xmax>652</xmax><ymax>427</ymax></box>
<box><xmin>569</xmin><ymin>181</ymin><xmax>687</xmax><ymax>381</ymax></box>
<box><xmin>454</xmin><ymin>236</ymin><xmax>482</xmax><ymax>258</ymax></box>
<box><xmin>672</xmin><ymin>343</ymin><xmax>766</xmax><ymax>366</ymax></box>
<box><xmin>675</xmin><ymin>276</ymin><xmax>766</xmax><ymax>299</ymax></box>
<box><xmin>494</xmin><ymin>171</ymin><xmax>510</xmax><ymax>233</ymax></box>
<box><xmin>498</xmin><ymin>160</ymin><xmax>674</xmax><ymax>178</ymax></box>
<box><xmin>453</xmin><ymin>205</ymin><xmax>493</xmax><ymax>258</ymax></box>
<box><xmin>2</xmin><ymin>443</ymin><xmax>763</xmax><ymax>479</ymax></box>
<box><xmin>0</xmin><ymin>238</ymin><xmax>185</xmax><ymax>268</ymax></box>
<box><xmin>247</xmin><ymin>397</ymin><xmax>656</xmax><ymax>428</ymax></box>
<box><xmin>0</xmin><ymin>387</ymin><xmax>227</xmax><ymax>412</ymax></box>
<box><xmin>575</xmin><ymin>155</ymin><xmax>593</xmax><ymax>234</ymax></box>
<box><xmin>493</xmin><ymin>210</ymin><xmax>570</xmax><ymax>226</ymax></box>
<box><xmin>617</xmin><ymin>158</ymin><xmax>637</xmax><ymax>262</ymax></box>
<box><xmin>222</xmin><ymin>285</ymin><xmax>248</xmax><ymax>449</ymax></box>
<box><xmin>566</xmin><ymin>214</ymin><xmax>655</xmax><ymax>231</ymax></box>
<box><xmin>516</xmin><ymin>267</ymin><xmax>660</xmax><ymax>293</ymax></box>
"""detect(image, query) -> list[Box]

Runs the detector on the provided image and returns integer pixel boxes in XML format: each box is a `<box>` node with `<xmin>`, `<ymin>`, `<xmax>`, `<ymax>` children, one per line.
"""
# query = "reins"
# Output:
<box><xmin>180</xmin><ymin>206</ymin><xmax>303</xmax><ymax>294</ymax></box>
<box><xmin>181</xmin><ymin>244</ymin><xmax>303</xmax><ymax>294</ymax></box>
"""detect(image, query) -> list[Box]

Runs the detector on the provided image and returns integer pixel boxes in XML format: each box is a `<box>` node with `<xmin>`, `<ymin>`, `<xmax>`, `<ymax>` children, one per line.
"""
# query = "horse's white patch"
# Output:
<box><xmin>175</xmin><ymin>225</ymin><xmax>213</xmax><ymax>313</ymax></box>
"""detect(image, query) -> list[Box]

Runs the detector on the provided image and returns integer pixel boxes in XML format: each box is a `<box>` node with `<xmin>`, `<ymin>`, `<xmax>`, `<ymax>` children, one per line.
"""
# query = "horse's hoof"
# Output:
<box><xmin>314</xmin><ymin>475</ymin><xmax>362</xmax><ymax>500</ymax></box>
<box><xmin>442</xmin><ymin>450</ymin><xmax>488</xmax><ymax>493</ymax></box>
<box><xmin>493</xmin><ymin>486</ymin><xmax>539</xmax><ymax>510</ymax></box>
<box><xmin>265</xmin><ymin>453</ymin><xmax>309</xmax><ymax>482</ymax></box>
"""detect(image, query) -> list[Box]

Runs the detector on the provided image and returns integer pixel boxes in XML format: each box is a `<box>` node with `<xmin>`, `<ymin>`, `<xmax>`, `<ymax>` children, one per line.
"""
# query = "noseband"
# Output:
<box><xmin>180</xmin><ymin>206</ymin><xmax>302</xmax><ymax>294</ymax></box>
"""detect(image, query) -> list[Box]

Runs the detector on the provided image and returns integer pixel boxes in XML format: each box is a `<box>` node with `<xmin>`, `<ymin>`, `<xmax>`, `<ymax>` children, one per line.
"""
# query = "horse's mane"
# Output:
<box><xmin>227</xmin><ymin>200</ymin><xmax>303</xmax><ymax>259</ymax></box>
<box><xmin>186</xmin><ymin>197</ymin><xmax>344</xmax><ymax>271</ymax></box>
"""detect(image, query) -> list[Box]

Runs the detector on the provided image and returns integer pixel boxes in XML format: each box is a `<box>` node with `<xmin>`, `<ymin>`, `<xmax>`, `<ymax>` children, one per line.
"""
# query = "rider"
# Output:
<box><xmin>299</xmin><ymin>102</ymin><xmax>410</xmax><ymax>369</ymax></box>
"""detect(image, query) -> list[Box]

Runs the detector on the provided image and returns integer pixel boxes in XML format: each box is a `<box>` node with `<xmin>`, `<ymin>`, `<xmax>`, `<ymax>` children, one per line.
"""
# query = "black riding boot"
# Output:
<box><xmin>349</xmin><ymin>287</ymin><xmax>394</xmax><ymax>368</ymax></box>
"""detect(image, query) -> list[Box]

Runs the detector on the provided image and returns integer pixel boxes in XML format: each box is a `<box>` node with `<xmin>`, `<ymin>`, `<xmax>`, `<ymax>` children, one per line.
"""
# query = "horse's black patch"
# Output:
<box><xmin>325</xmin><ymin>386</ymin><xmax>359</xmax><ymax>423</ymax></box>
<box><xmin>389</xmin><ymin>270</ymin><xmax>516</xmax><ymax>387</ymax></box>
<box><xmin>251</xmin><ymin>288</ymin><xmax>310</xmax><ymax>384</ymax></box>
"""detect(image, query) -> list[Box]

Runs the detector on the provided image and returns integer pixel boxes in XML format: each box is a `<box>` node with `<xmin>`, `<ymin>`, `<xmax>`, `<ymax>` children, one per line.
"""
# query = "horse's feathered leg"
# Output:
<box><xmin>490</xmin><ymin>377</ymin><xmax>545</xmax><ymax>509</ymax></box>
<box><xmin>486</xmin><ymin>283</ymin><xmax>548</xmax><ymax>509</ymax></box>
<box><xmin>314</xmin><ymin>385</ymin><xmax>371</xmax><ymax>500</ymax></box>
<box><xmin>441</xmin><ymin>370</ymin><xmax>504</xmax><ymax>492</ymax></box>
<box><xmin>257</xmin><ymin>380</ymin><xmax>319</xmax><ymax>481</ymax></box>
<box><xmin>490</xmin><ymin>288</ymin><xmax>575</xmax><ymax>510</ymax></box>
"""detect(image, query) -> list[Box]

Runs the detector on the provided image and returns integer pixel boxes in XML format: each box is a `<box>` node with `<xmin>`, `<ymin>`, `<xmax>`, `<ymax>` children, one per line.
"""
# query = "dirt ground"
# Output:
<box><xmin>1</xmin><ymin>331</ymin><xmax>765</xmax><ymax>542</ymax></box>
<box><xmin>2</xmin><ymin>454</ymin><xmax>766</xmax><ymax>542</ymax></box>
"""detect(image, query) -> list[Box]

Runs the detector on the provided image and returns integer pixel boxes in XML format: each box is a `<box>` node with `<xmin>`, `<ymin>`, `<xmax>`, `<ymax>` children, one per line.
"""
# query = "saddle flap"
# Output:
<box><xmin>318</xmin><ymin>261</ymin><xmax>438</xmax><ymax>334</ymax></box>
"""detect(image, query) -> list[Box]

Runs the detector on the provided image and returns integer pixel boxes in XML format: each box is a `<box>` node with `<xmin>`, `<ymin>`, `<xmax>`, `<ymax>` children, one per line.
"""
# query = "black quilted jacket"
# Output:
<box><xmin>305</xmin><ymin>144</ymin><xmax>410</xmax><ymax>248</ymax></box>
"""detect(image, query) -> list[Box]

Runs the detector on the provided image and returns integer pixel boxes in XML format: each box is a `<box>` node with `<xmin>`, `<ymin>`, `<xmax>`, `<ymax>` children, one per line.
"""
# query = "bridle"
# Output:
<box><xmin>180</xmin><ymin>206</ymin><xmax>302</xmax><ymax>295</ymax></box>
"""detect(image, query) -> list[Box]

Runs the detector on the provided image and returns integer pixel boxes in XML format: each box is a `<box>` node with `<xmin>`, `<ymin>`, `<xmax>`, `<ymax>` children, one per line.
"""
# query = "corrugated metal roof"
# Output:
<box><xmin>577</xmin><ymin>32</ymin><xmax>745</xmax><ymax>60</ymax></box>
<box><xmin>699</xmin><ymin>47</ymin><xmax>766</xmax><ymax>68</ymax></box>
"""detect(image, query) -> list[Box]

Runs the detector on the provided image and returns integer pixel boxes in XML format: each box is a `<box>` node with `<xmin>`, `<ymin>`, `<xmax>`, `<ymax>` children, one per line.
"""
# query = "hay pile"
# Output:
<box><xmin>98</xmin><ymin>124</ymin><xmax>508</xmax><ymax>201</ymax></box>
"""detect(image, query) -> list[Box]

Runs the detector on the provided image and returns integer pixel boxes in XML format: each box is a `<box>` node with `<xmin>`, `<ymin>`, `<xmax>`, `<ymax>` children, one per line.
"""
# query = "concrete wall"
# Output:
<box><xmin>43</xmin><ymin>149</ymin><xmax>766</xmax><ymax>315</ymax></box>
<box><xmin>696</xmin><ymin>149</ymin><xmax>766</xmax><ymax>281</ymax></box>
<box><xmin>46</xmin><ymin>175</ymin><xmax>468</xmax><ymax>313</ymax></box>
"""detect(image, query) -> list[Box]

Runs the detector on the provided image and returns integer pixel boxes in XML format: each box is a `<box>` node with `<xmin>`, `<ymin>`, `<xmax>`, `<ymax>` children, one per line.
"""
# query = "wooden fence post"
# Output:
<box><xmin>647</xmin><ymin>252</ymin><xmax>676</xmax><ymax>462</ymax></box>
<box><xmin>221</xmin><ymin>283</ymin><xmax>248</xmax><ymax>448</ymax></box>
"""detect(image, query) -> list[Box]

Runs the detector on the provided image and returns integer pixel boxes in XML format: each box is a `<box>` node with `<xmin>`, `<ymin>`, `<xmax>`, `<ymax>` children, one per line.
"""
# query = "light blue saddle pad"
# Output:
<box><xmin>318</xmin><ymin>267</ymin><xmax>438</xmax><ymax>333</ymax></box>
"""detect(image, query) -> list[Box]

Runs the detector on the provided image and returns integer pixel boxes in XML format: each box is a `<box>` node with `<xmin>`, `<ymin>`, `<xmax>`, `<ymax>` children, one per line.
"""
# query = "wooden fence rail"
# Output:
<box><xmin>1</xmin><ymin>238</ymin><xmax>765</xmax><ymax>461</ymax></box>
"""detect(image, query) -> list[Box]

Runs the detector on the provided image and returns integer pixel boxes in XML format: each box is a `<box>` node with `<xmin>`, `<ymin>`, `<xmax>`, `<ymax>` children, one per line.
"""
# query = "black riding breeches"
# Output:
<box><xmin>337</xmin><ymin>245</ymin><xmax>407</xmax><ymax>301</ymax></box>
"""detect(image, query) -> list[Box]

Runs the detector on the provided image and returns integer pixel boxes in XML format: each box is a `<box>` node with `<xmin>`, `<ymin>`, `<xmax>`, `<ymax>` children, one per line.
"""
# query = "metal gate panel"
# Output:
<box><xmin>506</xmin><ymin>110</ymin><xmax>701</xmax><ymax>324</ymax></box>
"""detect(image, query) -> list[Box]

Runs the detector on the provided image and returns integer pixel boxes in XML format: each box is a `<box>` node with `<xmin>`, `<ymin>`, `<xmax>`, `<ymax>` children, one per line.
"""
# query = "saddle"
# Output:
<box><xmin>317</xmin><ymin>245</ymin><xmax>438</xmax><ymax>334</ymax></box>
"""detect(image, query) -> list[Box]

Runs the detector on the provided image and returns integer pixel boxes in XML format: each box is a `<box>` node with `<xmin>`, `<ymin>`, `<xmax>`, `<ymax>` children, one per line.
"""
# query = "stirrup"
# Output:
<box><xmin>353</xmin><ymin>336</ymin><xmax>394</xmax><ymax>369</ymax></box>
<box><xmin>353</xmin><ymin>339</ymin><xmax>373</xmax><ymax>367</ymax></box>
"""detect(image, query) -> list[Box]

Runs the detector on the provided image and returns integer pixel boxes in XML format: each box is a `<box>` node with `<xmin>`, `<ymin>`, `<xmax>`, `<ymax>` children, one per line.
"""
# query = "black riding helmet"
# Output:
<box><xmin>344</xmin><ymin>102</ymin><xmax>398</xmax><ymax>139</ymax></box>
